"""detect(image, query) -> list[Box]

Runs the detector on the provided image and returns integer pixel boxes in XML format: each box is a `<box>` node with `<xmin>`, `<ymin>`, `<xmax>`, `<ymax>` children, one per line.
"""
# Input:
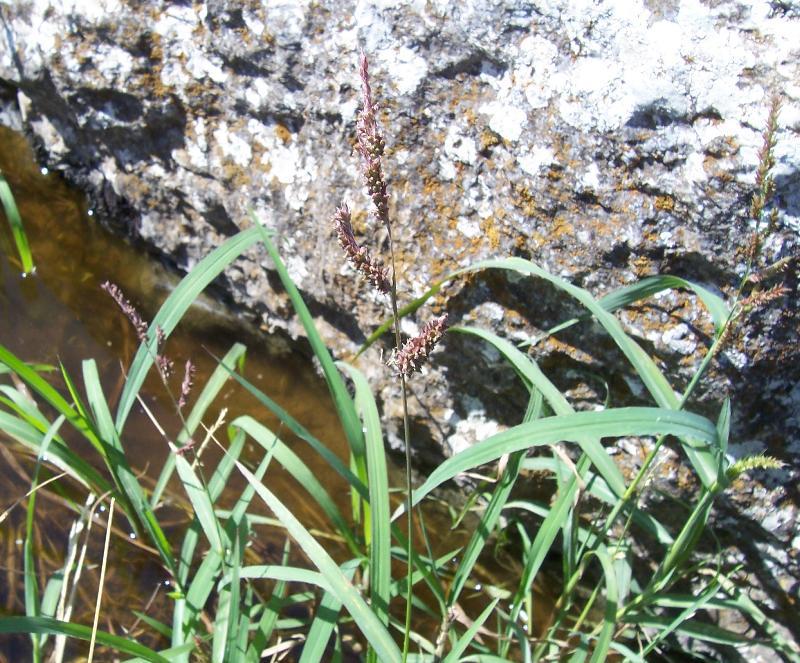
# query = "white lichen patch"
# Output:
<box><xmin>480</xmin><ymin>101</ymin><xmax>527</xmax><ymax>142</ymax></box>
<box><xmin>377</xmin><ymin>46</ymin><xmax>428</xmax><ymax>95</ymax></box>
<box><xmin>185</xmin><ymin>52</ymin><xmax>228</xmax><ymax>85</ymax></box>
<box><xmin>518</xmin><ymin>146</ymin><xmax>555</xmax><ymax>176</ymax></box>
<box><xmin>446</xmin><ymin>408</ymin><xmax>504</xmax><ymax>456</ymax></box>
<box><xmin>661</xmin><ymin>323</ymin><xmax>697</xmax><ymax>356</ymax></box>
<box><xmin>443</xmin><ymin>124</ymin><xmax>478</xmax><ymax>166</ymax></box>
<box><xmin>153</xmin><ymin>5</ymin><xmax>200</xmax><ymax>41</ymax></box>
<box><xmin>212</xmin><ymin>123</ymin><xmax>252</xmax><ymax>168</ymax></box>
<box><xmin>456</xmin><ymin>216</ymin><xmax>481</xmax><ymax>239</ymax></box>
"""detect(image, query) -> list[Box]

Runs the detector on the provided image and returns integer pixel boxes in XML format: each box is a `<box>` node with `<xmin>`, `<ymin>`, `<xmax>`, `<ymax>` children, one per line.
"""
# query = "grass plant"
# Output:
<box><xmin>0</xmin><ymin>169</ymin><xmax>35</xmax><ymax>274</ymax></box>
<box><xmin>0</xmin><ymin>60</ymin><xmax>795</xmax><ymax>663</ymax></box>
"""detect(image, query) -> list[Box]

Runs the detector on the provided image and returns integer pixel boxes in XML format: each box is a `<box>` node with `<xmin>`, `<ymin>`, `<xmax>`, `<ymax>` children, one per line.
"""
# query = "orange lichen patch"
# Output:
<box><xmin>633</xmin><ymin>255</ymin><xmax>654</xmax><ymax>277</ymax></box>
<box><xmin>550</xmin><ymin>215</ymin><xmax>574</xmax><ymax>239</ymax></box>
<box><xmin>350</xmin><ymin>207</ymin><xmax>370</xmax><ymax>235</ymax></box>
<box><xmin>512</xmin><ymin>184</ymin><xmax>538</xmax><ymax>218</ymax></box>
<box><xmin>274</xmin><ymin>124</ymin><xmax>292</xmax><ymax>144</ymax></box>
<box><xmin>480</xmin><ymin>129</ymin><xmax>502</xmax><ymax>153</ymax></box>
<box><xmin>222</xmin><ymin>161</ymin><xmax>251</xmax><ymax>189</ymax></box>
<box><xmin>480</xmin><ymin>217</ymin><xmax>502</xmax><ymax>250</ymax></box>
<box><xmin>655</xmin><ymin>195</ymin><xmax>675</xmax><ymax>212</ymax></box>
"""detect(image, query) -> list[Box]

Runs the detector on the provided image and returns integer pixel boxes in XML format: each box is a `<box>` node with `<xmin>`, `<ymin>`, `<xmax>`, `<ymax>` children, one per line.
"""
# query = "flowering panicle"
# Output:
<box><xmin>101</xmin><ymin>281</ymin><xmax>149</xmax><ymax>342</ymax></box>
<box><xmin>750</xmin><ymin>94</ymin><xmax>781</xmax><ymax>227</ymax></box>
<box><xmin>178</xmin><ymin>359</ymin><xmax>196</xmax><ymax>410</ymax></box>
<box><xmin>392</xmin><ymin>315</ymin><xmax>449</xmax><ymax>378</ymax></box>
<box><xmin>333</xmin><ymin>204</ymin><xmax>390</xmax><ymax>294</ymax></box>
<box><xmin>101</xmin><ymin>280</ymin><xmax>174</xmax><ymax>378</ymax></box>
<box><xmin>740</xmin><ymin>284</ymin><xmax>789</xmax><ymax>315</ymax></box>
<box><xmin>356</xmin><ymin>52</ymin><xmax>390</xmax><ymax>228</ymax></box>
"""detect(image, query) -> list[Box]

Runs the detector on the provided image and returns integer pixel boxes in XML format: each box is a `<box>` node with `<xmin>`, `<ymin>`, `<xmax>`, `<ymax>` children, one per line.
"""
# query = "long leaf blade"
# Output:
<box><xmin>235</xmin><ymin>461</ymin><xmax>402</xmax><ymax>663</ymax></box>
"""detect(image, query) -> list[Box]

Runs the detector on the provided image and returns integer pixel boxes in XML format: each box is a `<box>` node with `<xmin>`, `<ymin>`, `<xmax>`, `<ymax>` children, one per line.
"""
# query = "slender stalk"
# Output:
<box><xmin>88</xmin><ymin>497</ymin><xmax>115</xmax><ymax>663</ymax></box>
<box><xmin>386</xmin><ymin>232</ymin><xmax>415</xmax><ymax>662</ymax></box>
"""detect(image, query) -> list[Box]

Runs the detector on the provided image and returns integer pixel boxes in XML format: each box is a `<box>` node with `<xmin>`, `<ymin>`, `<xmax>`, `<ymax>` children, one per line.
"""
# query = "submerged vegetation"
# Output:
<box><xmin>0</xmin><ymin>57</ymin><xmax>795</xmax><ymax>663</ymax></box>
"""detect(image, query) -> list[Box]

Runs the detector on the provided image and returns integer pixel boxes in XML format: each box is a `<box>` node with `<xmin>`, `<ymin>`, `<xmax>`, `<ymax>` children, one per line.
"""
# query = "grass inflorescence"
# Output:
<box><xmin>0</xmin><ymin>56</ymin><xmax>795</xmax><ymax>663</ymax></box>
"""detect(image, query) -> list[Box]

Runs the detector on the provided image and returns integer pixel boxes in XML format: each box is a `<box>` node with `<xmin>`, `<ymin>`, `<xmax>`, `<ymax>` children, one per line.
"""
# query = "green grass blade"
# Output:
<box><xmin>473</xmin><ymin>258</ymin><xmax>719</xmax><ymax>487</ymax></box>
<box><xmin>0</xmin><ymin>616</ymin><xmax>169</xmax><ymax>662</ymax></box>
<box><xmin>171</xmin><ymin>432</ymin><xmax>247</xmax><ymax>658</ymax></box>
<box><xmin>0</xmin><ymin>344</ymin><xmax>104</xmax><ymax>454</ymax></box>
<box><xmin>174</xmin><ymin>454</ymin><xmax>224</xmax><ymax>555</ymax></box>
<box><xmin>521</xmin><ymin>457</ymin><xmax>674</xmax><ymax>545</ymax></box>
<box><xmin>212</xmin><ymin>354</ymin><xmax>368</xmax><ymax>502</ymax></box>
<box><xmin>452</xmin><ymin>326</ymin><xmax>625</xmax><ymax>497</ymax></box>
<box><xmin>714</xmin><ymin>575</ymin><xmax>800</xmax><ymax>662</ymax></box>
<box><xmin>338</xmin><ymin>363</ymin><xmax>391</xmax><ymax>629</ymax></box>
<box><xmin>646</xmin><ymin>489</ymin><xmax>716</xmax><ymax>595</ymax></box>
<box><xmin>24</xmin><ymin>415</ymin><xmax>64</xmax><ymax>662</ymax></box>
<box><xmin>235</xmin><ymin>460</ymin><xmax>402</xmax><ymax>663</ymax></box>
<box><xmin>443</xmin><ymin>597</ymin><xmax>500</xmax><ymax>662</ymax></box>
<box><xmin>627</xmin><ymin>614</ymin><xmax>751</xmax><ymax>645</ymax></box>
<box><xmin>359</xmin><ymin>271</ymin><xmax>729</xmax><ymax>354</ymax></box>
<box><xmin>115</xmin><ymin>226</ymin><xmax>262</xmax><ymax>432</ymax></box>
<box><xmin>251</xmin><ymin>214</ymin><xmax>365</xmax><ymax>465</ymax></box>
<box><xmin>0</xmin><ymin>408</ymin><xmax>109</xmax><ymax>493</ymax></box>
<box><xmin>299</xmin><ymin>560</ymin><xmax>360</xmax><ymax>663</ymax></box>
<box><xmin>235</xmin><ymin>565</ymin><xmax>329</xmax><ymax>589</ymax></box>
<box><xmin>402</xmin><ymin>407</ymin><xmax>718</xmax><ymax>515</ymax></box>
<box><xmin>716</xmin><ymin>397</ymin><xmax>731</xmax><ymax>460</ymax></box>
<box><xmin>637</xmin><ymin>576</ymin><xmax>724</xmax><ymax>658</ymax></box>
<box><xmin>130</xmin><ymin>611</ymin><xmax>173</xmax><ymax>639</ymax></box>
<box><xmin>390</xmin><ymin>258</ymin><xmax>721</xmax><ymax>487</ymax></box>
<box><xmin>588</xmin><ymin>546</ymin><xmax>619</xmax><ymax>663</ymax></box>
<box><xmin>503</xmin><ymin>457</ymin><xmax>588</xmax><ymax>657</ymax></box>
<box><xmin>174</xmin><ymin>432</ymin><xmax>268</xmax><ymax>656</ymax></box>
<box><xmin>0</xmin><ymin>172</ymin><xmax>34</xmax><ymax>274</ymax></box>
<box><xmin>179</xmin><ymin>547</ymin><xmax>221</xmax><ymax>644</ymax></box>
<box><xmin>594</xmin><ymin>275</ymin><xmax>730</xmax><ymax>334</ymax></box>
<box><xmin>230</xmin><ymin>415</ymin><xmax>359</xmax><ymax>553</ymax></box>
<box><xmin>473</xmin><ymin>259</ymin><xmax>676</xmax><ymax>399</ymax></box>
<box><xmin>357</xmin><ymin>279</ymin><xmax>447</xmax><ymax>356</ymax></box>
<box><xmin>446</xmin><ymin>390</ymin><xmax>543</xmax><ymax>613</ymax></box>
<box><xmin>82</xmin><ymin>360</ymin><xmax>176</xmax><ymax>575</ymax></box>
<box><xmin>151</xmin><ymin>342</ymin><xmax>248</xmax><ymax>507</ymax></box>
<box><xmin>246</xmin><ymin>540</ymin><xmax>291</xmax><ymax>662</ymax></box>
<box><xmin>213</xmin><ymin>517</ymin><xmax>247</xmax><ymax>663</ymax></box>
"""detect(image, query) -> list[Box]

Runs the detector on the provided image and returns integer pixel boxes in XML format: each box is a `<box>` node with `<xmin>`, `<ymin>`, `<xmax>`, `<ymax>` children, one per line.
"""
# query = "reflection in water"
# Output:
<box><xmin>0</xmin><ymin>127</ymin><xmax>545</xmax><ymax>659</ymax></box>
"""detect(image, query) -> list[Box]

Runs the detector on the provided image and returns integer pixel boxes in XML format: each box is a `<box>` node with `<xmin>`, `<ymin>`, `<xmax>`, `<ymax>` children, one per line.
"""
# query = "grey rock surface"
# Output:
<box><xmin>2</xmin><ymin>0</ymin><xmax>799</xmax><ymax>655</ymax></box>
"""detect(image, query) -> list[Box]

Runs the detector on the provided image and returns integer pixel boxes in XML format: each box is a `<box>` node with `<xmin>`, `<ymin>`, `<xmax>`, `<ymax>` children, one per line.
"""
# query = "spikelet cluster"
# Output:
<box><xmin>333</xmin><ymin>204</ymin><xmax>390</xmax><ymax>294</ymax></box>
<box><xmin>332</xmin><ymin>51</ymin><xmax>448</xmax><ymax>379</ymax></box>
<box><xmin>356</xmin><ymin>52</ymin><xmax>390</xmax><ymax>228</ymax></box>
<box><xmin>392</xmin><ymin>315</ymin><xmax>449</xmax><ymax>378</ymax></box>
<box><xmin>101</xmin><ymin>280</ymin><xmax>174</xmax><ymax>378</ymax></box>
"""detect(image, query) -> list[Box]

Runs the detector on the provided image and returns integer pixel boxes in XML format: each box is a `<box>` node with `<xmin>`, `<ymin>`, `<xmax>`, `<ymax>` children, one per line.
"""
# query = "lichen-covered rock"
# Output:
<box><xmin>2</xmin><ymin>1</ymin><xmax>799</xmax><ymax>651</ymax></box>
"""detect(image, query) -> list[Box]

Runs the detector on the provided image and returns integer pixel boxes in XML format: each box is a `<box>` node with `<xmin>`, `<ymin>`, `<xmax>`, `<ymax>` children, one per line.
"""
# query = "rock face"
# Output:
<box><xmin>1</xmin><ymin>0</ymin><xmax>799</xmax><ymax>646</ymax></box>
